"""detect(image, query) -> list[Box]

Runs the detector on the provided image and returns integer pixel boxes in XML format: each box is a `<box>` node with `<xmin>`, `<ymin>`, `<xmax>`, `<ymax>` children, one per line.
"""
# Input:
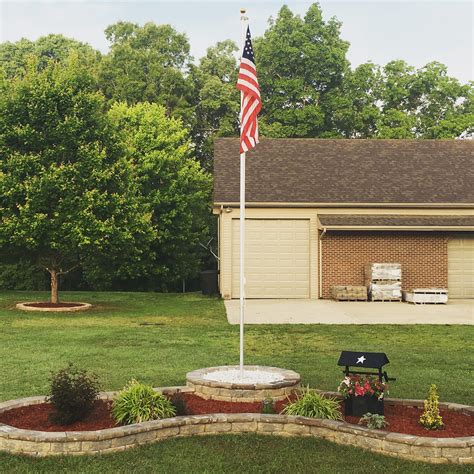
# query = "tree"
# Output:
<box><xmin>190</xmin><ymin>40</ymin><xmax>240</xmax><ymax>170</ymax></box>
<box><xmin>254</xmin><ymin>4</ymin><xmax>350</xmax><ymax>137</ymax></box>
<box><xmin>0</xmin><ymin>34</ymin><xmax>101</xmax><ymax>79</ymax></box>
<box><xmin>324</xmin><ymin>62</ymin><xmax>381</xmax><ymax>138</ymax></box>
<box><xmin>375</xmin><ymin>60</ymin><xmax>473</xmax><ymax>138</ymax></box>
<box><xmin>108</xmin><ymin>102</ymin><xmax>212</xmax><ymax>290</ymax></box>
<box><xmin>99</xmin><ymin>22</ymin><xmax>194</xmax><ymax>124</ymax></box>
<box><xmin>0</xmin><ymin>57</ymin><xmax>154</xmax><ymax>303</ymax></box>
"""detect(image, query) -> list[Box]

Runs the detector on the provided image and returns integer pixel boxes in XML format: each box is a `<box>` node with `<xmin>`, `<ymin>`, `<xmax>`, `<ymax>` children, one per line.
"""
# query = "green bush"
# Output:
<box><xmin>359</xmin><ymin>413</ymin><xmax>388</xmax><ymax>430</ymax></box>
<box><xmin>281</xmin><ymin>386</ymin><xmax>342</xmax><ymax>420</ymax></box>
<box><xmin>112</xmin><ymin>380</ymin><xmax>176</xmax><ymax>425</ymax></box>
<box><xmin>47</xmin><ymin>363</ymin><xmax>100</xmax><ymax>425</ymax></box>
<box><xmin>0</xmin><ymin>260</ymin><xmax>48</xmax><ymax>290</ymax></box>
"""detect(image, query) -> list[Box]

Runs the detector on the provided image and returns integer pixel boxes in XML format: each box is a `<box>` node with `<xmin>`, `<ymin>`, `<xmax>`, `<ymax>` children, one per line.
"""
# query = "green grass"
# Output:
<box><xmin>0</xmin><ymin>290</ymin><xmax>473</xmax><ymax>472</ymax></box>
<box><xmin>0</xmin><ymin>434</ymin><xmax>472</xmax><ymax>474</ymax></box>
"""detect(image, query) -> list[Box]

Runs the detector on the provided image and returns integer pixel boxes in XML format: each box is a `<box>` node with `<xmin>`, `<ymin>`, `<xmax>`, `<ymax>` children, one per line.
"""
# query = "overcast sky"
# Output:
<box><xmin>1</xmin><ymin>0</ymin><xmax>472</xmax><ymax>83</ymax></box>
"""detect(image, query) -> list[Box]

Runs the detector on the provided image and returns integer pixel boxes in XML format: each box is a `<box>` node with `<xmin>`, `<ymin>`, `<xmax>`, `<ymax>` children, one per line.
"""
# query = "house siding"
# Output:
<box><xmin>321</xmin><ymin>231</ymin><xmax>448</xmax><ymax>298</ymax></box>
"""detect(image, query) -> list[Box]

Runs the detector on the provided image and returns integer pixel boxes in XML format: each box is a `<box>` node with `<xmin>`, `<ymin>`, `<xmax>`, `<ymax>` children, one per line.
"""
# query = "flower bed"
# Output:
<box><xmin>0</xmin><ymin>387</ymin><xmax>473</xmax><ymax>463</ymax></box>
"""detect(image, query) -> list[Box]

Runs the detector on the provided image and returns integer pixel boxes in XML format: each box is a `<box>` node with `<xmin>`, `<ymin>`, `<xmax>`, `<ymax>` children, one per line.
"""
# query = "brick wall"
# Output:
<box><xmin>321</xmin><ymin>231</ymin><xmax>448</xmax><ymax>298</ymax></box>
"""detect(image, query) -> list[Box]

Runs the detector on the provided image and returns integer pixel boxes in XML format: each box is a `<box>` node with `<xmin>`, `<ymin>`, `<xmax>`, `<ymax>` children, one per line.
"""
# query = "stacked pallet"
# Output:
<box><xmin>403</xmin><ymin>288</ymin><xmax>448</xmax><ymax>304</ymax></box>
<box><xmin>365</xmin><ymin>263</ymin><xmax>402</xmax><ymax>302</ymax></box>
<box><xmin>331</xmin><ymin>285</ymin><xmax>368</xmax><ymax>301</ymax></box>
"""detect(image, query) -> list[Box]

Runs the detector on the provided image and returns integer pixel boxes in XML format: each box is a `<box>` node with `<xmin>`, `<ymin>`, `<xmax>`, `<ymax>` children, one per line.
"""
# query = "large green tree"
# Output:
<box><xmin>190</xmin><ymin>40</ymin><xmax>240</xmax><ymax>170</ymax></box>
<box><xmin>0</xmin><ymin>57</ymin><xmax>153</xmax><ymax>302</ymax></box>
<box><xmin>375</xmin><ymin>60</ymin><xmax>473</xmax><ymax>138</ymax></box>
<box><xmin>99</xmin><ymin>22</ymin><xmax>194</xmax><ymax>124</ymax></box>
<box><xmin>0</xmin><ymin>34</ymin><xmax>101</xmax><ymax>79</ymax></box>
<box><xmin>254</xmin><ymin>4</ymin><xmax>350</xmax><ymax>137</ymax></box>
<box><xmin>108</xmin><ymin>102</ymin><xmax>212</xmax><ymax>290</ymax></box>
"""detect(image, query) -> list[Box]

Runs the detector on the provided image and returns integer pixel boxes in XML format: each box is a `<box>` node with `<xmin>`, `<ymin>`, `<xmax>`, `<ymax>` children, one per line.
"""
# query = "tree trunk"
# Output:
<box><xmin>50</xmin><ymin>270</ymin><xmax>59</xmax><ymax>304</ymax></box>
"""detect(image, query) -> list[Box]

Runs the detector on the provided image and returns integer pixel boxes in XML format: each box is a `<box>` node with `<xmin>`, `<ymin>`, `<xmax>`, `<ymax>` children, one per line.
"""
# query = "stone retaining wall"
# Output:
<box><xmin>186</xmin><ymin>366</ymin><xmax>301</xmax><ymax>402</ymax></box>
<box><xmin>0</xmin><ymin>388</ymin><xmax>472</xmax><ymax>464</ymax></box>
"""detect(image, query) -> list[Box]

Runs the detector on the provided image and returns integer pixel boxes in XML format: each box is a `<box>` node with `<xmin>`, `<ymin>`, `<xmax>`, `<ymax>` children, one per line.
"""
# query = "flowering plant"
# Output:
<box><xmin>337</xmin><ymin>375</ymin><xmax>388</xmax><ymax>400</ymax></box>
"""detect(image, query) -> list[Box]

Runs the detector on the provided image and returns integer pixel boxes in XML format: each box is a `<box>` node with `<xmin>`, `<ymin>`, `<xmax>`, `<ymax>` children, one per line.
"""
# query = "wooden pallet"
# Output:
<box><xmin>334</xmin><ymin>297</ymin><xmax>368</xmax><ymax>302</ymax></box>
<box><xmin>370</xmin><ymin>298</ymin><xmax>402</xmax><ymax>302</ymax></box>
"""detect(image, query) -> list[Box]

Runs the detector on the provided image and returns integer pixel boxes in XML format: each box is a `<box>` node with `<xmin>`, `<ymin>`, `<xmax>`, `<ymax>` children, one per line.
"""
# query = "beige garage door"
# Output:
<box><xmin>448</xmin><ymin>236</ymin><xmax>474</xmax><ymax>298</ymax></box>
<box><xmin>232</xmin><ymin>219</ymin><xmax>310</xmax><ymax>298</ymax></box>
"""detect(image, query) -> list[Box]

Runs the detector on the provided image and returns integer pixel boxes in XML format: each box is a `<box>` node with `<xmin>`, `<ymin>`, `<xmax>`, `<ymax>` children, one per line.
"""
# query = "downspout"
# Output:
<box><xmin>319</xmin><ymin>228</ymin><xmax>327</xmax><ymax>298</ymax></box>
<box><xmin>218</xmin><ymin>205</ymin><xmax>223</xmax><ymax>287</ymax></box>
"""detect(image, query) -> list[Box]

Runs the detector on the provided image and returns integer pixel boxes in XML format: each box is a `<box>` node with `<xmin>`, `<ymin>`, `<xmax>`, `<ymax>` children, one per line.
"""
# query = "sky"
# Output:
<box><xmin>0</xmin><ymin>0</ymin><xmax>472</xmax><ymax>83</ymax></box>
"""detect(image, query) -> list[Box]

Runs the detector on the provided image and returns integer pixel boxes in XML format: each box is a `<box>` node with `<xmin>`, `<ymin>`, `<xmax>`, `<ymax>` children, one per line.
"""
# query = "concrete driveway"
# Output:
<box><xmin>224</xmin><ymin>299</ymin><xmax>474</xmax><ymax>325</ymax></box>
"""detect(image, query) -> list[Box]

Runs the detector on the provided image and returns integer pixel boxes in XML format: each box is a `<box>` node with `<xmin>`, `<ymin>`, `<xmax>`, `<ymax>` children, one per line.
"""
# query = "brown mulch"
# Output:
<box><xmin>0</xmin><ymin>400</ymin><xmax>117</xmax><ymax>431</ymax></box>
<box><xmin>177</xmin><ymin>393</ymin><xmax>291</xmax><ymax>415</ymax></box>
<box><xmin>1</xmin><ymin>395</ymin><xmax>472</xmax><ymax>438</ymax></box>
<box><xmin>23</xmin><ymin>302</ymin><xmax>86</xmax><ymax>308</ymax></box>
<box><xmin>344</xmin><ymin>404</ymin><xmax>474</xmax><ymax>438</ymax></box>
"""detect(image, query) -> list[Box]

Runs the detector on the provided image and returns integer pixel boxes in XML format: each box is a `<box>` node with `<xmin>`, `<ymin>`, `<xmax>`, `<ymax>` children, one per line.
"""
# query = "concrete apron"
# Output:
<box><xmin>224</xmin><ymin>299</ymin><xmax>474</xmax><ymax>325</ymax></box>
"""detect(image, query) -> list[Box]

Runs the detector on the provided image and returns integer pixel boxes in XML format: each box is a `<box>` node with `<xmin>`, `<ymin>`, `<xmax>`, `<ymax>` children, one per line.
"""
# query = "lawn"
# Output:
<box><xmin>1</xmin><ymin>290</ymin><xmax>473</xmax><ymax>472</ymax></box>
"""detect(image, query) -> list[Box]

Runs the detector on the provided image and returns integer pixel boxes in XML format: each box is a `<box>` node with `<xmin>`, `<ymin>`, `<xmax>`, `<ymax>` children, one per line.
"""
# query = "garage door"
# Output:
<box><xmin>448</xmin><ymin>236</ymin><xmax>474</xmax><ymax>298</ymax></box>
<box><xmin>232</xmin><ymin>219</ymin><xmax>310</xmax><ymax>298</ymax></box>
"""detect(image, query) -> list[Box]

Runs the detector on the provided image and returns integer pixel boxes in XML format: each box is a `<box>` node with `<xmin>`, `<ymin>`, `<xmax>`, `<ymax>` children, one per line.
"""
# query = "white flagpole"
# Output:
<box><xmin>239</xmin><ymin>8</ymin><xmax>248</xmax><ymax>378</ymax></box>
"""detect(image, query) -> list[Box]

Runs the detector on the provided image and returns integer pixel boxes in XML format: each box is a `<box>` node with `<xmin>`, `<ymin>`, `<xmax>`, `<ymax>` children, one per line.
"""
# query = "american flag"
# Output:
<box><xmin>236</xmin><ymin>26</ymin><xmax>261</xmax><ymax>153</ymax></box>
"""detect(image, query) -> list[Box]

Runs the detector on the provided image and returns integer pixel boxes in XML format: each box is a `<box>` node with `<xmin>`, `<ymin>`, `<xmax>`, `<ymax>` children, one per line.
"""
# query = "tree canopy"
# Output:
<box><xmin>108</xmin><ymin>102</ymin><xmax>212</xmax><ymax>290</ymax></box>
<box><xmin>0</xmin><ymin>57</ymin><xmax>154</xmax><ymax>301</ymax></box>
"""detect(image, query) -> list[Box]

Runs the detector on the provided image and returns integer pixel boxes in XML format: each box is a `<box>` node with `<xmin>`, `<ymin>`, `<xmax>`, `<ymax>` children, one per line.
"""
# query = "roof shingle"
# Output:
<box><xmin>213</xmin><ymin>138</ymin><xmax>474</xmax><ymax>204</ymax></box>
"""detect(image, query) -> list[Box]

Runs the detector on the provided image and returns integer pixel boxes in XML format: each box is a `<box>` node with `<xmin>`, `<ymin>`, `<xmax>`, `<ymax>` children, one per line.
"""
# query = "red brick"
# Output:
<box><xmin>321</xmin><ymin>231</ymin><xmax>448</xmax><ymax>298</ymax></box>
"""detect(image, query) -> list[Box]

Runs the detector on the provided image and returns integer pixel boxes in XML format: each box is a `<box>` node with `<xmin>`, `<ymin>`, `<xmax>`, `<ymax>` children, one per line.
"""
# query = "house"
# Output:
<box><xmin>213</xmin><ymin>138</ymin><xmax>474</xmax><ymax>300</ymax></box>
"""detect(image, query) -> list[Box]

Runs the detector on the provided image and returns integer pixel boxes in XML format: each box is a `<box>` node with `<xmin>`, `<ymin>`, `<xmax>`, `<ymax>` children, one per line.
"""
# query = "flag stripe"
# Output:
<box><xmin>236</xmin><ymin>26</ymin><xmax>261</xmax><ymax>154</ymax></box>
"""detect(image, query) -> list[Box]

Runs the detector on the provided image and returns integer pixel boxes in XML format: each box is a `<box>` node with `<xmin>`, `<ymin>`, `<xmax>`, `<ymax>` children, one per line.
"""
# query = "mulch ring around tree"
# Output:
<box><xmin>0</xmin><ymin>395</ymin><xmax>472</xmax><ymax>437</ymax></box>
<box><xmin>22</xmin><ymin>303</ymin><xmax>86</xmax><ymax>309</ymax></box>
<box><xmin>15</xmin><ymin>302</ymin><xmax>92</xmax><ymax>312</ymax></box>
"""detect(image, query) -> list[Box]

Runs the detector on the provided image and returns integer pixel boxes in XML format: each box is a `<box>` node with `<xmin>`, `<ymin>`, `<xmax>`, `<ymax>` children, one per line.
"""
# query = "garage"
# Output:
<box><xmin>448</xmin><ymin>236</ymin><xmax>474</xmax><ymax>298</ymax></box>
<box><xmin>231</xmin><ymin>219</ymin><xmax>310</xmax><ymax>298</ymax></box>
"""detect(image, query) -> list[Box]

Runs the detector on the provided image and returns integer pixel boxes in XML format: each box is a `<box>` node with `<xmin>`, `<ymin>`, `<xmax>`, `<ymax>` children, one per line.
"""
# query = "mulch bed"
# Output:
<box><xmin>0</xmin><ymin>400</ymin><xmax>117</xmax><ymax>432</ymax></box>
<box><xmin>1</xmin><ymin>395</ymin><xmax>472</xmax><ymax>438</ymax></box>
<box><xmin>23</xmin><ymin>302</ymin><xmax>86</xmax><ymax>308</ymax></box>
<box><xmin>345</xmin><ymin>404</ymin><xmax>474</xmax><ymax>438</ymax></box>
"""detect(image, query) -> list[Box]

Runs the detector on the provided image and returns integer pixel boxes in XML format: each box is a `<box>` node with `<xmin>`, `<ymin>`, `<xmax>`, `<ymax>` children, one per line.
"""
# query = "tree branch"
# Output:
<box><xmin>57</xmin><ymin>263</ymin><xmax>80</xmax><ymax>276</ymax></box>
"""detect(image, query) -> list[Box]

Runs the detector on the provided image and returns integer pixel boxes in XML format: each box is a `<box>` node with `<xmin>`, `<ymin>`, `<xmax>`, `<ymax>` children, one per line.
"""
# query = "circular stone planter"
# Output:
<box><xmin>0</xmin><ymin>388</ymin><xmax>472</xmax><ymax>463</ymax></box>
<box><xmin>186</xmin><ymin>365</ymin><xmax>301</xmax><ymax>402</ymax></box>
<box><xmin>16</xmin><ymin>302</ymin><xmax>92</xmax><ymax>313</ymax></box>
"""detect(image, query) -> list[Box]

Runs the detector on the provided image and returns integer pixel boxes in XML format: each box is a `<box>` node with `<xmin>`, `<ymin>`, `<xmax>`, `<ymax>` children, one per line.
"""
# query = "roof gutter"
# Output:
<box><xmin>213</xmin><ymin>202</ymin><xmax>474</xmax><ymax>209</ymax></box>
<box><xmin>317</xmin><ymin>226</ymin><xmax>474</xmax><ymax>232</ymax></box>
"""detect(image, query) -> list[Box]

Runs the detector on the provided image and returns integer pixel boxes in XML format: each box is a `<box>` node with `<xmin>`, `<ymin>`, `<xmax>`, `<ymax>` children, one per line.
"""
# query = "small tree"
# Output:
<box><xmin>0</xmin><ymin>57</ymin><xmax>153</xmax><ymax>303</ymax></box>
<box><xmin>419</xmin><ymin>384</ymin><xmax>443</xmax><ymax>430</ymax></box>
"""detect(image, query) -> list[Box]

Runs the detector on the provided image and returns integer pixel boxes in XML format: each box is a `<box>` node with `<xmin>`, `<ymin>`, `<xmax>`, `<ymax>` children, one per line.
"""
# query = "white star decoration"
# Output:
<box><xmin>356</xmin><ymin>355</ymin><xmax>366</xmax><ymax>364</ymax></box>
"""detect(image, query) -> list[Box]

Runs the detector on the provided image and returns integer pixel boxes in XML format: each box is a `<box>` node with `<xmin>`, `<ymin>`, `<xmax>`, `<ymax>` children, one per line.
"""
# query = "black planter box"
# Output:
<box><xmin>344</xmin><ymin>395</ymin><xmax>384</xmax><ymax>416</ymax></box>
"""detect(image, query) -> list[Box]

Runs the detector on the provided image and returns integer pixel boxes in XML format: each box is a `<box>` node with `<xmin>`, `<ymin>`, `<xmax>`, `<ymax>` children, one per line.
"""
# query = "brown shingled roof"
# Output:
<box><xmin>318</xmin><ymin>214</ymin><xmax>474</xmax><ymax>227</ymax></box>
<box><xmin>213</xmin><ymin>138</ymin><xmax>474</xmax><ymax>204</ymax></box>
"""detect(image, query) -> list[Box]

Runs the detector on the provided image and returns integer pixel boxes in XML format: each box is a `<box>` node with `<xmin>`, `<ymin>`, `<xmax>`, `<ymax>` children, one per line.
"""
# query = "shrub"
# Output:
<box><xmin>47</xmin><ymin>363</ymin><xmax>100</xmax><ymax>425</ymax></box>
<box><xmin>281</xmin><ymin>386</ymin><xmax>342</xmax><ymax>420</ymax></box>
<box><xmin>170</xmin><ymin>393</ymin><xmax>188</xmax><ymax>416</ymax></box>
<box><xmin>112</xmin><ymin>380</ymin><xmax>176</xmax><ymax>425</ymax></box>
<box><xmin>359</xmin><ymin>413</ymin><xmax>389</xmax><ymax>430</ymax></box>
<box><xmin>419</xmin><ymin>384</ymin><xmax>443</xmax><ymax>430</ymax></box>
<box><xmin>262</xmin><ymin>395</ymin><xmax>275</xmax><ymax>414</ymax></box>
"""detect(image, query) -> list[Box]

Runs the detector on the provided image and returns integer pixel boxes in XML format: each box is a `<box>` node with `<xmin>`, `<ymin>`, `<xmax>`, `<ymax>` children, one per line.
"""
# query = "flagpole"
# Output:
<box><xmin>239</xmin><ymin>8</ymin><xmax>248</xmax><ymax>378</ymax></box>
